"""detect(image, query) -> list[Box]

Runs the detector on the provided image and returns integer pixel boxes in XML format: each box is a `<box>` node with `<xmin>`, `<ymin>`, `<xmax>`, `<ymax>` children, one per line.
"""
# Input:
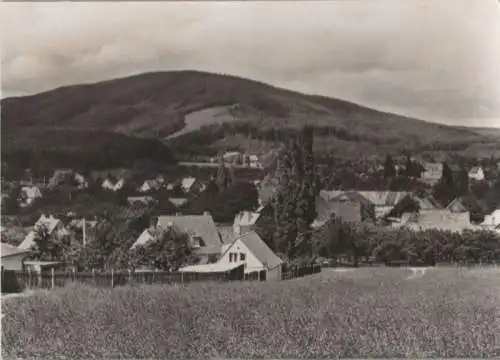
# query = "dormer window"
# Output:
<box><xmin>192</xmin><ymin>236</ymin><xmax>205</xmax><ymax>248</ymax></box>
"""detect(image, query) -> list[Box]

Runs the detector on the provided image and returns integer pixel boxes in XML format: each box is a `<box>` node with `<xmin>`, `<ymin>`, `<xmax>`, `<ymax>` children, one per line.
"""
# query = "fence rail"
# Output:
<box><xmin>2</xmin><ymin>264</ymin><xmax>321</xmax><ymax>293</ymax></box>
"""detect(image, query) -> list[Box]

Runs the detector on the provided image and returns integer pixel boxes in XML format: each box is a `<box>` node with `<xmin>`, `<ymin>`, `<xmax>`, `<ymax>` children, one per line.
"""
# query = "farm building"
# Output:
<box><xmin>18</xmin><ymin>215</ymin><xmax>70</xmax><ymax>250</ymax></box>
<box><xmin>468</xmin><ymin>166</ymin><xmax>485</xmax><ymax>181</ymax></box>
<box><xmin>1</xmin><ymin>243</ymin><xmax>30</xmax><ymax>271</ymax></box>
<box><xmin>218</xmin><ymin>231</ymin><xmax>283</xmax><ymax>280</ymax></box>
<box><xmin>131</xmin><ymin>213</ymin><xmax>228</xmax><ymax>264</ymax></box>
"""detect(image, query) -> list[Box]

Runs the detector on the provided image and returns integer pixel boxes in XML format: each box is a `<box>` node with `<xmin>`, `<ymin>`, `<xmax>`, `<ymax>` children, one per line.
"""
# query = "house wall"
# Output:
<box><xmin>1</xmin><ymin>254</ymin><xmax>27</xmax><ymax>271</ymax></box>
<box><xmin>219</xmin><ymin>239</ymin><xmax>264</xmax><ymax>273</ymax></box>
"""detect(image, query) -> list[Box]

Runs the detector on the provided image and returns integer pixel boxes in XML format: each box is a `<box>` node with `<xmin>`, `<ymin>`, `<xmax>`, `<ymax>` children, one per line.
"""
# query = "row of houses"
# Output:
<box><xmin>3</xmin><ymin>174</ymin><xmax>209</xmax><ymax>209</ymax></box>
<box><xmin>1</xmin><ymin>211</ymin><xmax>284</xmax><ymax>280</ymax></box>
<box><xmin>420</xmin><ymin>163</ymin><xmax>486</xmax><ymax>185</ymax></box>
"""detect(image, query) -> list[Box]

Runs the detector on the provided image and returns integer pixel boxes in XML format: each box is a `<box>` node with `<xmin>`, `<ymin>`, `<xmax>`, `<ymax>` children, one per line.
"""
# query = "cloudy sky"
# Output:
<box><xmin>1</xmin><ymin>0</ymin><xmax>500</xmax><ymax>127</ymax></box>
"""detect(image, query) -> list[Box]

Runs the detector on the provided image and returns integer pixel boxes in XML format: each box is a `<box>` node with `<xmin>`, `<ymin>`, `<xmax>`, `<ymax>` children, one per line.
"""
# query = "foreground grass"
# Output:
<box><xmin>2</xmin><ymin>267</ymin><xmax>500</xmax><ymax>358</ymax></box>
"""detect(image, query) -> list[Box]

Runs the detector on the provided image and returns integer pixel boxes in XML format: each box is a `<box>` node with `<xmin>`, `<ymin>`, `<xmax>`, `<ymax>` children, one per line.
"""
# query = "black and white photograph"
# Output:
<box><xmin>1</xmin><ymin>0</ymin><xmax>500</xmax><ymax>358</ymax></box>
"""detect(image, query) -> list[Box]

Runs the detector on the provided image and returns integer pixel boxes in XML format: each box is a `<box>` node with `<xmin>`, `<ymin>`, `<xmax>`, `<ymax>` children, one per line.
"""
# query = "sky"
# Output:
<box><xmin>1</xmin><ymin>0</ymin><xmax>500</xmax><ymax>128</ymax></box>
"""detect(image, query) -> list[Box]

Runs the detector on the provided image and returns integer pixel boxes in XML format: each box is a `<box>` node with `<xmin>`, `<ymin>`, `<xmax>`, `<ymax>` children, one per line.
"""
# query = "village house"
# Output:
<box><xmin>1</xmin><ymin>242</ymin><xmax>30</xmax><ymax>271</ymax></box>
<box><xmin>446</xmin><ymin>194</ymin><xmax>482</xmax><ymax>214</ymax></box>
<box><xmin>18</xmin><ymin>185</ymin><xmax>43</xmax><ymax>207</ymax></box>
<box><xmin>222</xmin><ymin>151</ymin><xmax>242</xmax><ymax>164</ymax></box>
<box><xmin>131</xmin><ymin>212</ymin><xmax>228</xmax><ymax>264</ymax></box>
<box><xmin>401</xmin><ymin>209</ymin><xmax>481</xmax><ymax>233</ymax></box>
<box><xmin>468</xmin><ymin>166</ymin><xmax>485</xmax><ymax>182</ymax></box>
<box><xmin>248</xmin><ymin>154</ymin><xmax>262</xmax><ymax>169</ymax></box>
<box><xmin>180</xmin><ymin>231</ymin><xmax>284</xmax><ymax>281</ymax></box>
<box><xmin>101</xmin><ymin>177</ymin><xmax>125</xmax><ymax>192</ymax></box>
<box><xmin>137</xmin><ymin>179</ymin><xmax>162</xmax><ymax>193</ymax></box>
<box><xmin>18</xmin><ymin>214</ymin><xmax>70</xmax><ymax>250</ymax></box>
<box><xmin>49</xmin><ymin>170</ymin><xmax>88</xmax><ymax>189</ymax></box>
<box><xmin>420</xmin><ymin>162</ymin><xmax>443</xmax><ymax>185</ymax></box>
<box><xmin>480</xmin><ymin>209</ymin><xmax>500</xmax><ymax>229</ymax></box>
<box><xmin>181</xmin><ymin>177</ymin><xmax>205</xmax><ymax>194</ymax></box>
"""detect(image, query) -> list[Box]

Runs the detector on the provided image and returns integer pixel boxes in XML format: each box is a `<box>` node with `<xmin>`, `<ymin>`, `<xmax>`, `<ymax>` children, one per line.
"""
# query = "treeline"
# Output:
<box><xmin>313</xmin><ymin>217</ymin><xmax>500</xmax><ymax>266</ymax></box>
<box><xmin>168</xmin><ymin>121</ymin><xmax>409</xmax><ymax>156</ymax></box>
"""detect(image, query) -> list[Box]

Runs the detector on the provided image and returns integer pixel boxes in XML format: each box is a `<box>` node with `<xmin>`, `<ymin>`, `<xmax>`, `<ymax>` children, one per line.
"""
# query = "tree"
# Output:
<box><xmin>29</xmin><ymin>224</ymin><xmax>78</xmax><ymax>262</ymax></box>
<box><xmin>384</xmin><ymin>155</ymin><xmax>396</xmax><ymax>179</ymax></box>
<box><xmin>456</xmin><ymin>166</ymin><xmax>469</xmax><ymax>196</ymax></box>
<box><xmin>128</xmin><ymin>227</ymin><xmax>197</xmax><ymax>271</ymax></box>
<box><xmin>215</xmin><ymin>161</ymin><xmax>233</xmax><ymax>192</ymax></box>
<box><xmin>273</xmin><ymin>125</ymin><xmax>317</xmax><ymax>262</ymax></box>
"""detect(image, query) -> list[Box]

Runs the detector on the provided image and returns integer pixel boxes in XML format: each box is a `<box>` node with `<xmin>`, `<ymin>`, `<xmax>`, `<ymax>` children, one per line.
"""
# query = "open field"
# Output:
<box><xmin>2</xmin><ymin>267</ymin><xmax>500</xmax><ymax>358</ymax></box>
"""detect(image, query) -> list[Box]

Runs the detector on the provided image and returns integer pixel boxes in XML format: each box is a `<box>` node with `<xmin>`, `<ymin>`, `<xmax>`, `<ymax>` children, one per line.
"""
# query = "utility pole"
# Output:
<box><xmin>82</xmin><ymin>218</ymin><xmax>87</xmax><ymax>247</ymax></box>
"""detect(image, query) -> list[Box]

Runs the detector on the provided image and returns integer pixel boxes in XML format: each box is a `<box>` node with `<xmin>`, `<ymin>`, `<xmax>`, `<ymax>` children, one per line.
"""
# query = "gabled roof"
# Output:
<box><xmin>1</xmin><ymin>242</ymin><xmax>30</xmax><ymax>258</ymax></box>
<box><xmin>405</xmin><ymin>209</ymin><xmax>479</xmax><ymax>232</ymax></box>
<box><xmin>181</xmin><ymin>177</ymin><xmax>197</xmax><ymax>190</ymax></box>
<box><xmin>20</xmin><ymin>186</ymin><xmax>42</xmax><ymax>198</ymax></box>
<box><xmin>168</xmin><ymin>198</ymin><xmax>188</xmax><ymax>207</ymax></box>
<box><xmin>357</xmin><ymin>191</ymin><xmax>410</xmax><ymax>206</ymax></box>
<box><xmin>223</xmin><ymin>231</ymin><xmax>283</xmax><ymax>270</ymax></box>
<box><xmin>319</xmin><ymin>190</ymin><xmax>345</xmax><ymax>202</ymax></box>
<box><xmin>157</xmin><ymin>214</ymin><xmax>222</xmax><ymax>249</ymax></box>
<box><xmin>217</xmin><ymin>225</ymin><xmax>235</xmax><ymax>244</ymax></box>
<box><xmin>330</xmin><ymin>191</ymin><xmax>373</xmax><ymax>205</ymax></box>
<box><xmin>468</xmin><ymin>166</ymin><xmax>483</xmax><ymax>175</ymax></box>
<box><xmin>234</xmin><ymin>211</ymin><xmax>261</xmax><ymax>227</ymax></box>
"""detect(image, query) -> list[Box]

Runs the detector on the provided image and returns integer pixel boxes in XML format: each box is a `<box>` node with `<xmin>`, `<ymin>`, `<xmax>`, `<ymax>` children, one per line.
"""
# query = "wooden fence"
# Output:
<box><xmin>2</xmin><ymin>264</ymin><xmax>322</xmax><ymax>292</ymax></box>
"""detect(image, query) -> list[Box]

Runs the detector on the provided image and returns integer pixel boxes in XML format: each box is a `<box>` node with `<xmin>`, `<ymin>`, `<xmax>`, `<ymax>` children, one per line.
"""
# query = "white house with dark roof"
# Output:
<box><xmin>18</xmin><ymin>215</ymin><xmax>70</xmax><ymax>250</ymax></box>
<box><xmin>468</xmin><ymin>166</ymin><xmax>485</xmax><ymax>181</ymax></box>
<box><xmin>180</xmin><ymin>231</ymin><xmax>283</xmax><ymax>280</ymax></box>
<box><xmin>217</xmin><ymin>231</ymin><xmax>283</xmax><ymax>280</ymax></box>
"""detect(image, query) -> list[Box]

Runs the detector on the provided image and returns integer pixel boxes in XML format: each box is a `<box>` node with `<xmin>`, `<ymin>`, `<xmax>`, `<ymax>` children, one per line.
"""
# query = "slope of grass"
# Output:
<box><xmin>2</xmin><ymin>267</ymin><xmax>500</xmax><ymax>358</ymax></box>
<box><xmin>2</xmin><ymin>70</ymin><xmax>493</xmax><ymax>146</ymax></box>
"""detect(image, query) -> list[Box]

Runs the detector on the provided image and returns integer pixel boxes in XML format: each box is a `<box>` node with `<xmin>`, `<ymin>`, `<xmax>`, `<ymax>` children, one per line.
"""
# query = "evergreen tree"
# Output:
<box><xmin>457</xmin><ymin>166</ymin><xmax>470</xmax><ymax>196</ymax></box>
<box><xmin>442</xmin><ymin>162</ymin><xmax>454</xmax><ymax>188</ymax></box>
<box><xmin>215</xmin><ymin>160</ymin><xmax>233</xmax><ymax>192</ymax></box>
<box><xmin>273</xmin><ymin>125</ymin><xmax>317</xmax><ymax>262</ymax></box>
<box><xmin>383</xmin><ymin>155</ymin><xmax>396</xmax><ymax>179</ymax></box>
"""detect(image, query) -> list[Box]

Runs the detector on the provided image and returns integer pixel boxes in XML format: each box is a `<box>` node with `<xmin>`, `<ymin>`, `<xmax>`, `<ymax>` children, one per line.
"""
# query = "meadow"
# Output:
<box><xmin>2</xmin><ymin>267</ymin><xmax>500</xmax><ymax>358</ymax></box>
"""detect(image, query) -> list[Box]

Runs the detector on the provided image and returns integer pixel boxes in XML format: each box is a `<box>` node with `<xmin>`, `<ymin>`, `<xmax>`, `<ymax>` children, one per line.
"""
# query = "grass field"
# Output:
<box><xmin>2</xmin><ymin>267</ymin><xmax>500</xmax><ymax>358</ymax></box>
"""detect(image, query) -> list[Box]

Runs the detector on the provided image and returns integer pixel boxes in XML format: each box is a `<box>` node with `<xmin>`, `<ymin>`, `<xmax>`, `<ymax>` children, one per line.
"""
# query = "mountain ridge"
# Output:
<box><xmin>2</xmin><ymin>70</ymin><xmax>499</xmax><ymax>159</ymax></box>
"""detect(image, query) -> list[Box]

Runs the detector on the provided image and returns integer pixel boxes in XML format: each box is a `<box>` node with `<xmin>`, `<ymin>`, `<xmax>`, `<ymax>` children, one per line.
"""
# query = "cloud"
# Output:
<box><xmin>1</xmin><ymin>0</ymin><xmax>499</xmax><ymax>127</ymax></box>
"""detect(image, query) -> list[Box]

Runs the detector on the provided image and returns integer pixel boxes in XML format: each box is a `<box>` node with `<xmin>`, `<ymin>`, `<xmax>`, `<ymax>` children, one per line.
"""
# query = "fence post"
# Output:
<box><xmin>180</xmin><ymin>271</ymin><xmax>184</xmax><ymax>284</ymax></box>
<box><xmin>51</xmin><ymin>268</ymin><xmax>55</xmax><ymax>289</ymax></box>
<box><xmin>111</xmin><ymin>269</ymin><xmax>114</xmax><ymax>288</ymax></box>
<box><xmin>28</xmin><ymin>268</ymin><xmax>32</xmax><ymax>289</ymax></box>
<box><xmin>37</xmin><ymin>269</ymin><xmax>42</xmax><ymax>288</ymax></box>
<box><xmin>72</xmin><ymin>268</ymin><xmax>76</xmax><ymax>283</ymax></box>
<box><xmin>92</xmin><ymin>268</ymin><xmax>95</xmax><ymax>285</ymax></box>
<box><xmin>128</xmin><ymin>269</ymin><xmax>132</xmax><ymax>286</ymax></box>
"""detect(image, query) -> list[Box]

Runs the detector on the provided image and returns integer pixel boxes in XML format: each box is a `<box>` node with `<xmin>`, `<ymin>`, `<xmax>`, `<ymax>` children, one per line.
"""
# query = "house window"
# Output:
<box><xmin>229</xmin><ymin>253</ymin><xmax>234</xmax><ymax>262</ymax></box>
<box><xmin>240</xmin><ymin>253</ymin><xmax>246</xmax><ymax>261</ymax></box>
<box><xmin>192</xmin><ymin>236</ymin><xmax>205</xmax><ymax>248</ymax></box>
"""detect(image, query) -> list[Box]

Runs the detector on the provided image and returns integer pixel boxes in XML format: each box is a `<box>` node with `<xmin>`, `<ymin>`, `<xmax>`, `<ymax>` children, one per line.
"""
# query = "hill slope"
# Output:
<box><xmin>2</xmin><ymin>70</ymin><xmax>499</xmax><ymax>159</ymax></box>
